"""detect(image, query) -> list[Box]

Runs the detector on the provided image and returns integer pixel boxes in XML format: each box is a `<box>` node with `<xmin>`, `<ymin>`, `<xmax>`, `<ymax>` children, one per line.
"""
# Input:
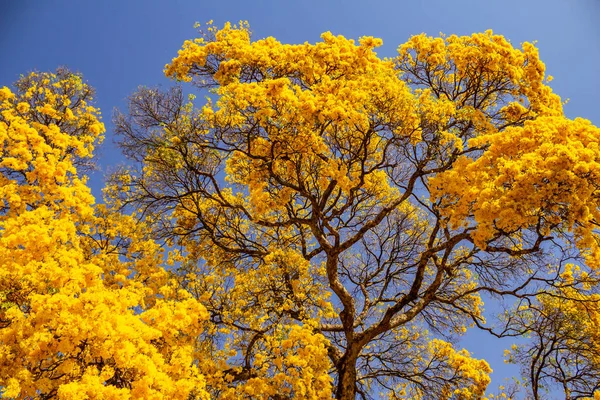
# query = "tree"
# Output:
<box><xmin>0</xmin><ymin>70</ymin><xmax>211</xmax><ymax>399</ymax></box>
<box><xmin>110</xmin><ymin>22</ymin><xmax>600</xmax><ymax>399</ymax></box>
<box><xmin>2</xmin><ymin>22</ymin><xmax>600</xmax><ymax>400</ymax></box>
<box><xmin>504</xmin><ymin>265</ymin><xmax>600</xmax><ymax>399</ymax></box>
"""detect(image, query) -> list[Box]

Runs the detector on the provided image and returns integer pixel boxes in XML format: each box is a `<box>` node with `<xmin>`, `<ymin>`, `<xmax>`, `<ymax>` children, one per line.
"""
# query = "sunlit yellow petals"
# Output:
<box><xmin>431</xmin><ymin>116</ymin><xmax>600</xmax><ymax>257</ymax></box>
<box><xmin>0</xmin><ymin>70</ymin><xmax>211</xmax><ymax>400</ymax></box>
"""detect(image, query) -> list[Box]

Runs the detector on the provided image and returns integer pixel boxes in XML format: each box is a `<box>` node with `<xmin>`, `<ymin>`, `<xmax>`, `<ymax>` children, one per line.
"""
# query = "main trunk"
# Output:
<box><xmin>335</xmin><ymin>350</ymin><xmax>359</xmax><ymax>400</ymax></box>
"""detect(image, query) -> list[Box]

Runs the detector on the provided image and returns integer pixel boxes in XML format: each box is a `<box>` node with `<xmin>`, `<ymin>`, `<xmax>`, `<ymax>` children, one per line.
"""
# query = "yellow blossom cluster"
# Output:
<box><xmin>165</xmin><ymin>21</ymin><xmax>419</xmax><ymax>221</ymax></box>
<box><xmin>0</xmin><ymin>72</ymin><xmax>211</xmax><ymax>399</ymax></box>
<box><xmin>431</xmin><ymin>117</ymin><xmax>600</xmax><ymax>263</ymax></box>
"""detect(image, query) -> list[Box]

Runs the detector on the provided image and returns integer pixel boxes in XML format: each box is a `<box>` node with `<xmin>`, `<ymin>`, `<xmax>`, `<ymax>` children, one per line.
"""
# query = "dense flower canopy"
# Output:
<box><xmin>1</xmin><ymin>23</ymin><xmax>599</xmax><ymax>400</ymax></box>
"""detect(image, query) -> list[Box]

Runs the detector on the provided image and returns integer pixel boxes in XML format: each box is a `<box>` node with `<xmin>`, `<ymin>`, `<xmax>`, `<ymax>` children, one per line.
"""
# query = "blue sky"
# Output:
<box><xmin>1</xmin><ymin>0</ymin><xmax>599</xmax><ymax>395</ymax></box>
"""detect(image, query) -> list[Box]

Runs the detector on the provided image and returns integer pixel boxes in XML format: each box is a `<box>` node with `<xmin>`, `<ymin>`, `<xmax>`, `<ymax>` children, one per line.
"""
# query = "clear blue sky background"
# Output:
<box><xmin>1</xmin><ymin>0</ymin><xmax>599</xmax><ymax>396</ymax></box>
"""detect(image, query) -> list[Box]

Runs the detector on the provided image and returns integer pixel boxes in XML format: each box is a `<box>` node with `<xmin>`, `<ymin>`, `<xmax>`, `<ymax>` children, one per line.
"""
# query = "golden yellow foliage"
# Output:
<box><xmin>0</xmin><ymin>70</ymin><xmax>210</xmax><ymax>400</ymax></box>
<box><xmin>2</xmin><ymin>22</ymin><xmax>600</xmax><ymax>400</ymax></box>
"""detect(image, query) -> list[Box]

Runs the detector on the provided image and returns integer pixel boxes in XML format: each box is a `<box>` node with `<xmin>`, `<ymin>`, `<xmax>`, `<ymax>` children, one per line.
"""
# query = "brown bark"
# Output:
<box><xmin>335</xmin><ymin>346</ymin><xmax>360</xmax><ymax>400</ymax></box>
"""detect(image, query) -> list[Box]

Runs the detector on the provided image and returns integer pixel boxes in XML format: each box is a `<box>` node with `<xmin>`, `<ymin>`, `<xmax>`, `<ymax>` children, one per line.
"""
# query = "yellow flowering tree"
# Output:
<box><xmin>503</xmin><ymin>265</ymin><xmax>600</xmax><ymax>399</ymax></box>
<box><xmin>0</xmin><ymin>70</ymin><xmax>211</xmax><ymax>400</ymax></box>
<box><xmin>3</xmin><ymin>22</ymin><xmax>600</xmax><ymax>400</ymax></box>
<box><xmin>109</xmin><ymin>22</ymin><xmax>600</xmax><ymax>399</ymax></box>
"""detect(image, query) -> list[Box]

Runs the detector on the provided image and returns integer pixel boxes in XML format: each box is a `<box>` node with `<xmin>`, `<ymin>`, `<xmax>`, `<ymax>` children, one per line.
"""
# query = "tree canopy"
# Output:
<box><xmin>1</xmin><ymin>22</ymin><xmax>599</xmax><ymax>399</ymax></box>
